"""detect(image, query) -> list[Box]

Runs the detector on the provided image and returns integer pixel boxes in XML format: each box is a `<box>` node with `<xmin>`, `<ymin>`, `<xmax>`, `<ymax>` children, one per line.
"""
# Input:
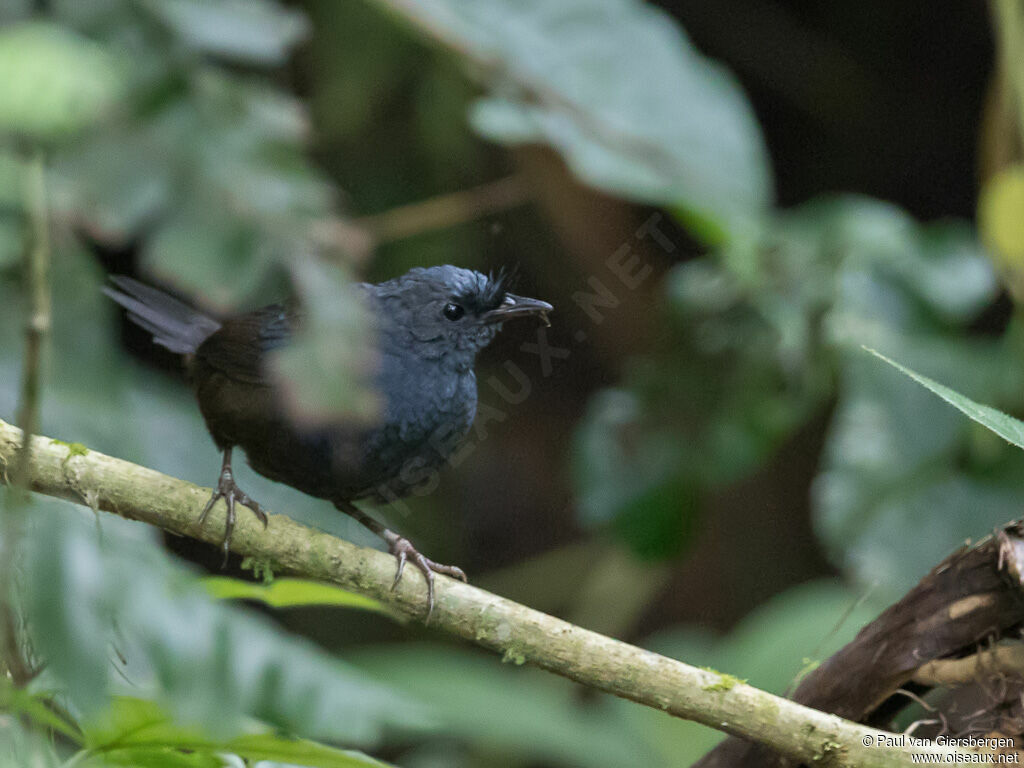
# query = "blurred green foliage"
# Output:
<box><xmin>22</xmin><ymin>501</ymin><xmax>422</xmax><ymax>741</ymax></box>
<box><xmin>575</xmin><ymin>196</ymin><xmax>1023</xmax><ymax>592</ymax></box>
<box><xmin>0</xmin><ymin>21</ymin><xmax>124</xmax><ymax>142</ymax></box>
<box><xmin>431</xmin><ymin>0</ymin><xmax>773</xmax><ymax>241</ymax></box>
<box><xmin>0</xmin><ymin>0</ymin><xmax>1018</xmax><ymax>766</ymax></box>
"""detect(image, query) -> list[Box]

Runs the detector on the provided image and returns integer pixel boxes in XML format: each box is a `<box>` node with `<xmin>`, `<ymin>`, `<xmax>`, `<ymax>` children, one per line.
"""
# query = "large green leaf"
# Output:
<box><xmin>380</xmin><ymin>0</ymin><xmax>772</xmax><ymax>240</ymax></box>
<box><xmin>268</xmin><ymin>256</ymin><xmax>381</xmax><ymax>424</ymax></box>
<box><xmin>14</xmin><ymin>4</ymin><xmax>375</xmax><ymax>434</ymax></box>
<box><xmin>349</xmin><ymin>644</ymin><xmax>660</xmax><ymax>768</ymax></box>
<box><xmin>19</xmin><ymin>498</ymin><xmax>425</xmax><ymax>744</ymax></box>
<box><xmin>144</xmin><ymin>0</ymin><xmax>310</xmax><ymax>66</ymax></box>
<box><xmin>143</xmin><ymin>205</ymin><xmax>276</xmax><ymax>310</ymax></box>
<box><xmin>78</xmin><ymin>697</ymin><xmax>390</xmax><ymax>768</ymax></box>
<box><xmin>0</xmin><ymin>22</ymin><xmax>125</xmax><ymax>141</ymax></box>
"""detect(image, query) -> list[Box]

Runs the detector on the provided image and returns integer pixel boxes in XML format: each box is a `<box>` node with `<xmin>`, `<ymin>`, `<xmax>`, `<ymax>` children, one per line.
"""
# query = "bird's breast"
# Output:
<box><xmin>378</xmin><ymin>365</ymin><xmax>476</xmax><ymax>456</ymax></box>
<box><xmin>351</xmin><ymin>366</ymin><xmax>477</xmax><ymax>500</ymax></box>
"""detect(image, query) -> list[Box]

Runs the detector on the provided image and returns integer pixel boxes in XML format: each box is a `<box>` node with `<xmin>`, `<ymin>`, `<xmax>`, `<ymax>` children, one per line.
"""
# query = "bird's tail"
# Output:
<box><xmin>103</xmin><ymin>276</ymin><xmax>221</xmax><ymax>354</ymax></box>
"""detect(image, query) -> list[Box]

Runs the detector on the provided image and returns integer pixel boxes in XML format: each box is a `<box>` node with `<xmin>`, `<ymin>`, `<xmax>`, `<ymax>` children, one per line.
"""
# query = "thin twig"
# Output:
<box><xmin>0</xmin><ymin>150</ymin><xmax>50</xmax><ymax>688</ymax></box>
<box><xmin>353</xmin><ymin>175</ymin><xmax>531</xmax><ymax>244</ymax></box>
<box><xmin>11</xmin><ymin>149</ymin><xmax>51</xmax><ymax>487</ymax></box>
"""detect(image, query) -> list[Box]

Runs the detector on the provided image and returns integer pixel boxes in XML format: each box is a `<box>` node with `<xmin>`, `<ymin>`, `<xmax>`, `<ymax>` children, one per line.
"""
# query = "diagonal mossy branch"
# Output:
<box><xmin>0</xmin><ymin>417</ymin><xmax>964</xmax><ymax>768</ymax></box>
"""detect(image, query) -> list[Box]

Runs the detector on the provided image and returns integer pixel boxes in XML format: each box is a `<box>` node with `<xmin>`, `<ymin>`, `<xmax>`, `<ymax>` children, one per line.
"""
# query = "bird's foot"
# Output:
<box><xmin>383</xmin><ymin>531</ymin><xmax>467</xmax><ymax>620</ymax></box>
<box><xmin>197</xmin><ymin>466</ymin><xmax>268</xmax><ymax>566</ymax></box>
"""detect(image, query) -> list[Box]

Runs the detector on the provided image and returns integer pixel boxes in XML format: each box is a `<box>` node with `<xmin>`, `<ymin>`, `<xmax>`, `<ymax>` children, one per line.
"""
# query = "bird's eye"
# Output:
<box><xmin>443</xmin><ymin>302</ymin><xmax>465</xmax><ymax>321</ymax></box>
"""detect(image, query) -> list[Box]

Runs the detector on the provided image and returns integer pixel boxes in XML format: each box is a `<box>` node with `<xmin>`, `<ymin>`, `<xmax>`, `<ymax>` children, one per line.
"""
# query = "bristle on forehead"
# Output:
<box><xmin>396</xmin><ymin>265</ymin><xmax>514</xmax><ymax>313</ymax></box>
<box><xmin>455</xmin><ymin>267</ymin><xmax>512</xmax><ymax>314</ymax></box>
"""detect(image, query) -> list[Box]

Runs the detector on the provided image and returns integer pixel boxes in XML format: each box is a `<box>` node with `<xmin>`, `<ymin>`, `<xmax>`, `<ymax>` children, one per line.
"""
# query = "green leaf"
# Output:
<box><xmin>809</xmin><ymin>345</ymin><xmax>1024</xmax><ymax>596</ymax></box>
<box><xmin>572</xmin><ymin>389</ymin><xmax>699</xmax><ymax>558</ymax></box>
<box><xmin>349</xmin><ymin>644</ymin><xmax>659</xmax><ymax>768</ymax></box>
<box><xmin>225</xmin><ymin>734</ymin><xmax>388</xmax><ymax>767</ymax></box>
<box><xmin>865</xmin><ymin>347</ymin><xmax>1024</xmax><ymax>449</ymax></box>
<box><xmin>268</xmin><ymin>256</ymin><xmax>381</xmax><ymax>424</ymax></box>
<box><xmin>0</xmin><ymin>22</ymin><xmax>124</xmax><ymax>141</ymax></box>
<box><xmin>143</xmin><ymin>206</ymin><xmax>276</xmax><ymax>311</ymax></box>
<box><xmin>0</xmin><ymin>676</ymin><xmax>83</xmax><ymax>743</ymax></box>
<box><xmin>201</xmin><ymin>577</ymin><xmax>388</xmax><ymax>614</ymax></box>
<box><xmin>19</xmin><ymin>499</ymin><xmax>425</xmax><ymax>744</ymax></box>
<box><xmin>573</xmin><ymin>389</ymin><xmax>685</xmax><ymax>528</ymax></box>
<box><xmin>80</xmin><ymin>697</ymin><xmax>390</xmax><ymax>768</ymax></box>
<box><xmin>814</xmin><ymin>343</ymin><xmax>1024</xmax><ymax>597</ymax></box>
<box><xmin>145</xmin><ymin>0</ymin><xmax>310</xmax><ymax>66</ymax></box>
<box><xmin>389</xmin><ymin>0</ymin><xmax>771</xmax><ymax>240</ymax></box>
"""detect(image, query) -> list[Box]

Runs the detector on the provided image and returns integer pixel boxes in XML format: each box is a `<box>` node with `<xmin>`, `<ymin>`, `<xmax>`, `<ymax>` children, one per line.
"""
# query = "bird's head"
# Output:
<box><xmin>373</xmin><ymin>265</ymin><xmax>553</xmax><ymax>364</ymax></box>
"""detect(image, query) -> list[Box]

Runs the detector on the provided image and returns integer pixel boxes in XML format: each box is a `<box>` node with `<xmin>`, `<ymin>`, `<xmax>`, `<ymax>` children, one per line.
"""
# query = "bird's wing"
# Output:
<box><xmin>194</xmin><ymin>305</ymin><xmax>294</xmax><ymax>385</ymax></box>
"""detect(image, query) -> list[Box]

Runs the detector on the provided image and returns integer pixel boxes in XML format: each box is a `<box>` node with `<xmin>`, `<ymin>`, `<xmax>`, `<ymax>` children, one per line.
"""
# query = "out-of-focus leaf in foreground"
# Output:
<box><xmin>379</xmin><ymin>0</ymin><xmax>772</xmax><ymax>242</ymax></box>
<box><xmin>270</xmin><ymin>256</ymin><xmax>381</xmax><ymax>424</ymax></box>
<box><xmin>145</xmin><ymin>0</ymin><xmax>310</xmax><ymax>65</ymax></box>
<box><xmin>0</xmin><ymin>716</ymin><xmax>62</xmax><ymax>768</ymax></box>
<box><xmin>78</xmin><ymin>697</ymin><xmax>391</xmax><ymax>767</ymax></box>
<box><xmin>0</xmin><ymin>2</ymin><xmax>378</xmax><ymax>443</ymax></box>
<box><xmin>202</xmin><ymin>576</ymin><xmax>389</xmax><ymax>615</ymax></box>
<box><xmin>0</xmin><ymin>21</ymin><xmax>125</xmax><ymax>142</ymax></box>
<box><xmin>19</xmin><ymin>498</ymin><xmax>425</xmax><ymax>744</ymax></box>
<box><xmin>349</xmin><ymin>644</ymin><xmax>659</xmax><ymax>768</ymax></box>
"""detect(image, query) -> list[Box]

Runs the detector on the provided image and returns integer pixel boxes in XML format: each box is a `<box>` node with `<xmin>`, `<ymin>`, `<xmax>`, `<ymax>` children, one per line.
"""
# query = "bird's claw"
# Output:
<box><xmin>385</xmin><ymin>533</ymin><xmax>467</xmax><ymax>620</ymax></box>
<box><xmin>197</xmin><ymin>467</ymin><xmax>268</xmax><ymax>566</ymax></box>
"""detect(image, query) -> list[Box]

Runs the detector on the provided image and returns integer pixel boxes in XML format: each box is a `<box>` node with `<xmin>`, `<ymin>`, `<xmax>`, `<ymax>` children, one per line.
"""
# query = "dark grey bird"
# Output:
<box><xmin>104</xmin><ymin>266</ymin><xmax>552</xmax><ymax>614</ymax></box>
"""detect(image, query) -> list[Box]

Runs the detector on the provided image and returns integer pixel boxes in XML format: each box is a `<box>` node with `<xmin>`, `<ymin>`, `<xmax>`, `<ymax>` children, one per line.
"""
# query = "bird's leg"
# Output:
<box><xmin>334</xmin><ymin>500</ymin><xmax>467</xmax><ymax>620</ymax></box>
<box><xmin>197</xmin><ymin>447</ymin><xmax>268</xmax><ymax>565</ymax></box>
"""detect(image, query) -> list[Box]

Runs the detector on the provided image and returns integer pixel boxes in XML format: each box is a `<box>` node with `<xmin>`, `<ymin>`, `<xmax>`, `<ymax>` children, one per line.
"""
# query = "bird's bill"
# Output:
<box><xmin>483</xmin><ymin>293</ymin><xmax>554</xmax><ymax>325</ymax></box>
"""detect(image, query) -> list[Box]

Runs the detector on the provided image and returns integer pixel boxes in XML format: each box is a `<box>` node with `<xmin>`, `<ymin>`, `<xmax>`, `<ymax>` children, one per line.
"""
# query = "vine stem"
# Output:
<box><xmin>1</xmin><ymin>149</ymin><xmax>50</xmax><ymax>686</ymax></box>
